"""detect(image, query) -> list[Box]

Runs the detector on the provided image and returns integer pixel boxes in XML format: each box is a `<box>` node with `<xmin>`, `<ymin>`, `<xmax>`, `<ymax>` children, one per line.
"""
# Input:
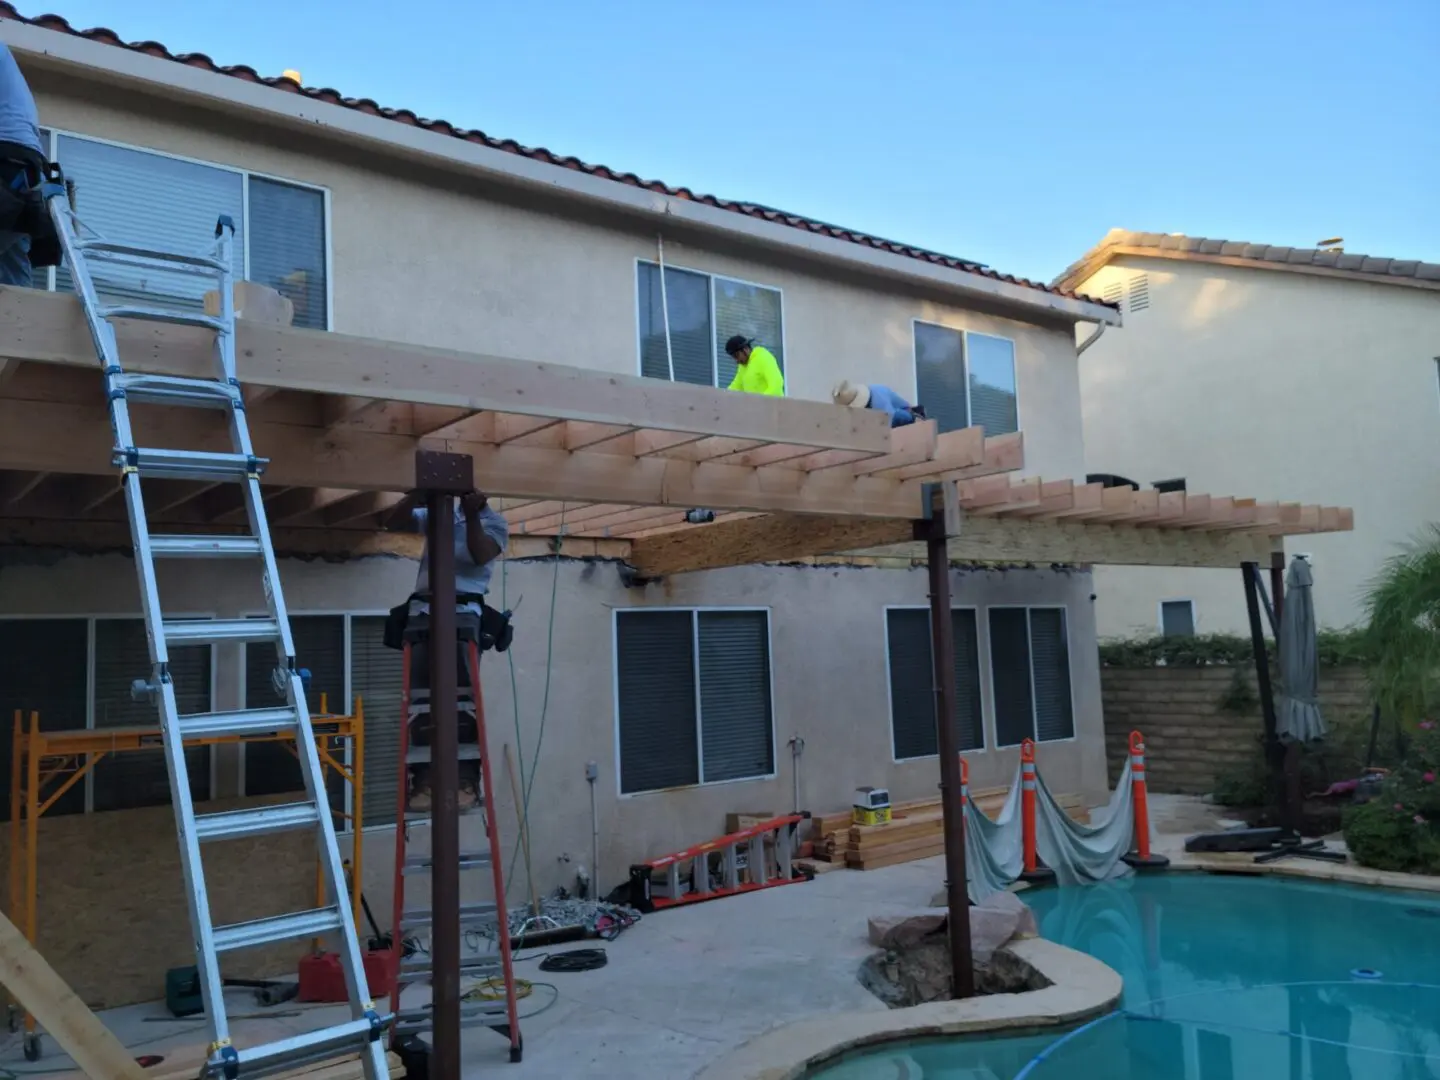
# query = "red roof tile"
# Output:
<box><xmin>1</xmin><ymin>3</ymin><xmax>1112</xmax><ymax>309</ymax></box>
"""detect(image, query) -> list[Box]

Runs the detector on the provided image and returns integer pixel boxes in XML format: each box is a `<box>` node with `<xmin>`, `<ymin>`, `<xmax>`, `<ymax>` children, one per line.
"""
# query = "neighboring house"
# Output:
<box><xmin>0</xmin><ymin>7</ymin><xmax>1121</xmax><ymax>924</ymax></box>
<box><xmin>1056</xmin><ymin>229</ymin><xmax>1440</xmax><ymax>637</ymax></box>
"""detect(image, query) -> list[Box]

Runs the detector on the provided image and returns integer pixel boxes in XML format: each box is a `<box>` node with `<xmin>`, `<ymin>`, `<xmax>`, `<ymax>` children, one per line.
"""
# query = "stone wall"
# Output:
<box><xmin>1102</xmin><ymin>666</ymin><xmax>1371</xmax><ymax>795</ymax></box>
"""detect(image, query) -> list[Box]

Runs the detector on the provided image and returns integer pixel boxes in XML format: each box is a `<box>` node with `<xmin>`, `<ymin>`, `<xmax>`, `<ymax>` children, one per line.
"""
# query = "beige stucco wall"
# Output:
<box><xmin>0</xmin><ymin>553</ymin><xmax>1107</xmax><ymax>927</ymax></box>
<box><xmin>1</xmin><ymin>65</ymin><xmax>1112</xmax><ymax>933</ymax></box>
<box><xmin>1077</xmin><ymin>255</ymin><xmax>1440</xmax><ymax>635</ymax></box>
<box><xmin>29</xmin><ymin>69</ymin><xmax>1087</xmax><ymax>480</ymax></box>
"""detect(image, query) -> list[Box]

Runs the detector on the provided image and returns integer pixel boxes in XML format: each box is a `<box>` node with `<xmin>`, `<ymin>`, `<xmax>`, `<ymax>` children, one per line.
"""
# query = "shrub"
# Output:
<box><xmin>1342</xmin><ymin>720</ymin><xmax>1440</xmax><ymax>874</ymax></box>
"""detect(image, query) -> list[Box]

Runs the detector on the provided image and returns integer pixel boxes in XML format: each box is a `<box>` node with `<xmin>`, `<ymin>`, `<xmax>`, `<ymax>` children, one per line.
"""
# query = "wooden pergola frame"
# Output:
<box><xmin>0</xmin><ymin>286</ymin><xmax>1351</xmax><ymax>571</ymax></box>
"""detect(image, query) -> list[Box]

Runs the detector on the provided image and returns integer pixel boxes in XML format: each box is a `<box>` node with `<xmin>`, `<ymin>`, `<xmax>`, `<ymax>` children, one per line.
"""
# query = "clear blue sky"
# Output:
<box><xmin>45</xmin><ymin>0</ymin><xmax>1440</xmax><ymax>282</ymax></box>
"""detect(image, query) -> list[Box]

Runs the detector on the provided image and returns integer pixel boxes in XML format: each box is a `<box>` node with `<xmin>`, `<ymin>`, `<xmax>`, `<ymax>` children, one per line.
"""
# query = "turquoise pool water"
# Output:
<box><xmin>811</xmin><ymin>874</ymin><xmax>1440</xmax><ymax>1079</ymax></box>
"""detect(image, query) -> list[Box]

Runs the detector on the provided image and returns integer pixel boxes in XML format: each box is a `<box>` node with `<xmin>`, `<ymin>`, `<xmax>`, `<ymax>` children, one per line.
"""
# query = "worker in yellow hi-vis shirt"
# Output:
<box><xmin>724</xmin><ymin>335</ymin><xmax>785</xmax><ymax>396</ymax></box>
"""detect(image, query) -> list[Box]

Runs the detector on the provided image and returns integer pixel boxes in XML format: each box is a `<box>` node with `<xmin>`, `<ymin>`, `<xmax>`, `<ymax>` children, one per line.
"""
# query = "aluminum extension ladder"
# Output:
<box><xmin>41</xmin><ymin>165</ymin><xmax>391</xmax><ymax>1080</ymax></box>
<box><xmin>390</xmin><ymin>623</ymin><xmax>523</xmax><ymax>1062</ymax></box>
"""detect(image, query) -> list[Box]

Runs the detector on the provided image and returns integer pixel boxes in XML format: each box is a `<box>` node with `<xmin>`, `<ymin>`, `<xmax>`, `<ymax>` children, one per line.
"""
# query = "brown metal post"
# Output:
<box><xmin>916</xmin><ymin>484</ymin><xmax>974</xmax><ymax>999</ymax></box>
<box><xmin>416</xmin><ymin>449</ymin><xmax>472</xmax><ymax>1080</ymax></box>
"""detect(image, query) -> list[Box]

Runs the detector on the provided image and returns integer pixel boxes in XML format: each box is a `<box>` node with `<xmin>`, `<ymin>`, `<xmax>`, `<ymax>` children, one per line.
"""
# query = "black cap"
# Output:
<box><xmin>724</xmin><ymin>335</ymin><xmax>753</xmax><ymax>357</ymax></box>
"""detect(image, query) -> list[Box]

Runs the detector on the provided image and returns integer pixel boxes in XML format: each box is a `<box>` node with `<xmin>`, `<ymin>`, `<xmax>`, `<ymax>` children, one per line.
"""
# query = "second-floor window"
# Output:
<box><xmin>45</xmin><ymin>131</ymin><xmax>330</xmax><ymax>329</ymax></box>
<box><xmin>636</xmin><ymin>261</ymin><xmax>784</xmax><ymax>390</ymax></box>
<box><xmin>913</xmin><ymin>322</ymin><xmax>1018</xmax><ymax>436</ymax></box>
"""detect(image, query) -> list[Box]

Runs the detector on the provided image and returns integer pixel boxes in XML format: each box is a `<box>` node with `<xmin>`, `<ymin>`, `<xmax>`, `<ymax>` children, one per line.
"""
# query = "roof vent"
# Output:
<box><xmin>282</xmin><ymin>69</ymin><xmax>303</xmax><ymax>85</ymax></box>
<box><xmin>1127</xmin><ymin>273</ymin><xmax>1150</xmax><ymax>313</ymax></box>
<box><xmin>1317</xmin><ymin>236</ymin><xmax>1344</xmax><ymax>253</ymax></box>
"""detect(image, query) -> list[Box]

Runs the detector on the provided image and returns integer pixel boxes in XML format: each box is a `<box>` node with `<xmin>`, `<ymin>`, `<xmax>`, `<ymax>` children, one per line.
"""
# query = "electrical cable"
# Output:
<box><xmin>501</xmin><ymin>504</ymin><xmax>564</xmax><ymax>903</ymax></box>
<box><xmin>537</xmin><ymin>947</ymin><xmax>608</xmax><ymax>973</ymax></box>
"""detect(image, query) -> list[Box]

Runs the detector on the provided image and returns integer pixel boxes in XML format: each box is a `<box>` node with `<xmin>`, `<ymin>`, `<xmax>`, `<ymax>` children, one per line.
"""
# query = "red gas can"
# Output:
<box><xmin>297</xmin><ymin>949</ymin><xmax>395</xmax><ymax>1003</ymax></box>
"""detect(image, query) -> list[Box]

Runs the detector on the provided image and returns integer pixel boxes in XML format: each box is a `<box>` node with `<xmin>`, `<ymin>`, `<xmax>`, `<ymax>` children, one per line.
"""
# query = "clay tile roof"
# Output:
<box><xmin>1054</xmin><ymin>228</ymin><xmax>1440</xmax><ymax>295</ymax></box>
<box><xmin>0</xmin><ymin>4</ymin><xmax>1113</xmax><ymax>311</ymax></box>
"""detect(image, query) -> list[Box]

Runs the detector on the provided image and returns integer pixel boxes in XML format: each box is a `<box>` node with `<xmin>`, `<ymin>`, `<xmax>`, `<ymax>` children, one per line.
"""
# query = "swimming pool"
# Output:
<box><xmin>810</xmin><ymin>874</ymin><xmax>1440</xmax><ymax>1079</ymax></box>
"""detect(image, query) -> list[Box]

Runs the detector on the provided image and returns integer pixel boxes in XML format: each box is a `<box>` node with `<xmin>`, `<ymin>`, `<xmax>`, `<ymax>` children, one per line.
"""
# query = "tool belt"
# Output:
<box><xmin>0</xmin><ymin>142</ymin><xmax>61</xmax><ymax>269</ymax></box>
<box><xmin>382</xmin><ymin>591</ymin><xmax>514</xmax><ymax>653</ymax></box>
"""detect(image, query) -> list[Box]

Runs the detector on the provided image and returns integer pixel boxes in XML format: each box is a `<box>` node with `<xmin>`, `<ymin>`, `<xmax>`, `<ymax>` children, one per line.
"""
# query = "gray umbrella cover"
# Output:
<box><xmin>1278</xmin><ymin>556</ymin><xmax>1327</xmax><ymax>744</ymax></box>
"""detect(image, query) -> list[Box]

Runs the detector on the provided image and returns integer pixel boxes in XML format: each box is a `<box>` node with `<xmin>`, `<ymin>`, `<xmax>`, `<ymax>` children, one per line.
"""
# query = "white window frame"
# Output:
<box><xmin>882</xmin><ymin>603</ymin><xmax>987</xmax><ymax>762</ymax></box>
<box><xmin>986</xmin><ymin>604</ymin><xmax>1077</xmax><ymax>749</ymax></box>
<box><xmin>910</xmin><ymin>318</ymin><xmax>1021</xmax><ymax>434</ymax></box>
<box><xmin>633</xmin><ymin>258</ymin><xmax>787</xmax><ymax>393</ymax></box>
<box><xmin>40</xmin><ymin>128</ymin><xmax>334</xmax><ymax>330</ymax></box>
<box><xmin>1157</xmin><ymin>599</ymin><xmax>1197</xmax><ymax>637</ymax></box>
<box><xmin>611</xmin><ymin>605</ymin><xmax>778</xmax><ymax>798</ymax></box>
<box><xmin>0</xmin><ymin>612</ymin><xmax>218</xmax><ymax>814</ymax></box>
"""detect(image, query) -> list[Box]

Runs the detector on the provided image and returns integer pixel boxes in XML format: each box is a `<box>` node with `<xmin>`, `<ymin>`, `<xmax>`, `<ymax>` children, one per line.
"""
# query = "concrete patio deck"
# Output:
<box><xmin>12</xmin><ymin>793</ymin><xmax>1440</xmax><ymax>1079</ymax></box>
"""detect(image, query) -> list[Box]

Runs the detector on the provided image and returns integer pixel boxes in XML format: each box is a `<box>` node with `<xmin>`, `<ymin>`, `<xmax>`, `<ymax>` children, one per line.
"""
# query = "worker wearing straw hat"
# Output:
<box><xmin>832</xmin><ymin>380</ymin><xmax>927</xmax><ymax>428</ymax></box>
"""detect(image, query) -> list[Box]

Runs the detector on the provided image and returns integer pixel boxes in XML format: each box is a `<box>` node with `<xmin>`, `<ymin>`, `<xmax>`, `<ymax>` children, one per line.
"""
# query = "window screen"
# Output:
<box><xmin>697</xmin><ymin>611</ymin><xmax>773</xmax><ymax>783</ymax></box>
<box><xmin>0</xmin><ymin>619</ymin><xmax>87</xmax><ymax>819</ymax></box>
<box><xmin>350</xmin><ymin>615</ymin><xmax>403</xmax><ymax>826</ymax></box>
<box><xmin>886</xmin><ymin>608</ymin><xmax>984</xmax><ymax>759</ymax></box>
<box><xmin>966</xmin><ymin>333</ymin><xmax>1019</xmax><ymax>436</ymax></box>
<box><xmin>637</xmin><ymin>263</ymin><xmax>713</xmax><ymax>386</ymax></box>
<box><xmin>914</xmin><ymin>322</ymin><xmax>968</xmax><ymax>434</ymax></box>
<box><xmin>91</xmin><ymin>617</ymin><xmax>213</xmax><ymax>811</ymax></box>
<box><xmin>989</xmin><ymin>607</ymin><xmax>1074</xmax><ymax>746</ymax></box>
<box><xmin>244</xmin><ymin>615</ymin><xmax>346</xmax><ymax>817</ymax></box>
<box><xmin>713</xmin><ymin>277</ymin><xmax>784</xmax><ymax>391</ymax></box>
<box><xmin>989</xmin><ymin>608</ymin><xmax>1035</xmax><ymax>747</ymax></box>
<box><xmin>1029</xmin><ymin>609</ymin><xmax>1074</xmax><ymax>742</ymax></box>
<box><xmin>248</xmin><ymin>177</ymin><xmax>327</xmax><ymax>330</ymax></box>
<box><xmin>1161</xmin><ymin>601</ymin><xmax>1196</xmax><ymax>638</ymax></box>
<box><xmin>616</xmin><ymin>611</ymin><xmax>698</xmax><ymax>794</ymax></box>
<box><xmin>54</xmin><ymin>135</ymin><xmax>245</xmax><ymax>310</ymax></box>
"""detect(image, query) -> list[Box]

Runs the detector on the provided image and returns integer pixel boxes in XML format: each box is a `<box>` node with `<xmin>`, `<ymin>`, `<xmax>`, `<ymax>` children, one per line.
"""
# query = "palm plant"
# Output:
<box><xmin>1364</xmin><ymin>525</ymin><xmax>1440</xmax><ymax>728</ymax></box>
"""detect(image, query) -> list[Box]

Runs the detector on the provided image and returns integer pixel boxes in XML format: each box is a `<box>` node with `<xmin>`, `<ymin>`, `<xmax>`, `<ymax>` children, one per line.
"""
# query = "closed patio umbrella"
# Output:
<box><xmin>1277</xmin><ymin>555</ymin><xmax>1326</xmax><ymax>743</ymax></box>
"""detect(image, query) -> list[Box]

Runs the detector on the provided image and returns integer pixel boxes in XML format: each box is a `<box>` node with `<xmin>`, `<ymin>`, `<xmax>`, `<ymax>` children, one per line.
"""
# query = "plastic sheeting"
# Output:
<box><xmin>964</xmin><ymin>759</ymin><xmax>1141</xmax><ymax>903</ymax></box>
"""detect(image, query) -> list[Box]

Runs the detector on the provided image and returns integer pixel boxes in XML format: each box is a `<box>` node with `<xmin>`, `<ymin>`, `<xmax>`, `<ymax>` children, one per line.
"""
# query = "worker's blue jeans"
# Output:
<box><xmin>0</xmin><ymin>231</ymin><xmax>32</xmax><ymax>287</ymax></box>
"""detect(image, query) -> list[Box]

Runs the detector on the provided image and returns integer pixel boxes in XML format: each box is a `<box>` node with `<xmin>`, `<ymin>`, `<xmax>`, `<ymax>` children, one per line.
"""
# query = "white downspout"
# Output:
<box><xmin>1076</xmin><ymin>320</ymin><xmax>1107</xmax><ymax>357</ymax></box>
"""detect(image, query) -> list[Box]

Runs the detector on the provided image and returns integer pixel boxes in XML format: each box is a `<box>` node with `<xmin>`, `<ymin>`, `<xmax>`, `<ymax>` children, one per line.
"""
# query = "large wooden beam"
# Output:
<box><xmin>0</xmin><ymin>400</ymin><xmax>926</xmax><ymax>519</ymax></box>
<box><xmin>629</xmin><ymin>509</ymin><xmax>1284</xmax><ymax>575</ymax></box>
<box><xmin>628</xmin><ymin>513</ymin><xmax>914</xmax><ymax>576</ymax></box>
<box><xmin>0</xmin><ymin>287</ymin><xmax>892</xmax><ymax>452</ymax></box>
<box><xmin>0</xmin><ymin>516</ymin><xmax>630</xmax><ymax>561</ymax></box>
<box><xmin>0</xmin><ymin>908</ymin><xmax>148</xmax><ymax>1080</ymax></box>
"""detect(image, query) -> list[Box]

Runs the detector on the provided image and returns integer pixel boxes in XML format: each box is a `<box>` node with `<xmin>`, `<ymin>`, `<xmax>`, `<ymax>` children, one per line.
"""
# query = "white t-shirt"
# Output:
<box><xmin>410</xmin><ymin>502</ymin><xmax>509</xmax><ymax>615</ymax></box>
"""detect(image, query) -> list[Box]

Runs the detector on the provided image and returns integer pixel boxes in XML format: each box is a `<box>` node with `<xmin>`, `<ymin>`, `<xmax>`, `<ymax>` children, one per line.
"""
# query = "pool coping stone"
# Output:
<box><xmin>695</xmin><ymin>937</ymin><xmax>1121</xmax><ymax>1080</ymax></box>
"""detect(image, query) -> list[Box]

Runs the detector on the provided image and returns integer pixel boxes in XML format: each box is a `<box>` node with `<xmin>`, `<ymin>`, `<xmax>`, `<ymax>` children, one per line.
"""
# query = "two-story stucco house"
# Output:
<box><xmin>1056</xmin><ymin>229</ymin><xmax>1440</xmax><ymax>638</ymax></box>
<box><xmin>0</xmin><ymin>6</ymin><xmax>1129</xmax><ymax>958</ymax></box>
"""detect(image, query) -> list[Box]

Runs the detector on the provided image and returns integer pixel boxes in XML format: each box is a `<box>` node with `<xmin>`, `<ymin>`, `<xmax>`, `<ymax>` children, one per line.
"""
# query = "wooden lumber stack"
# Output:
<box><xmin>810</xmin><ymin>788</ymin><xmax>1094</xmax><ymax>872</ymax></box>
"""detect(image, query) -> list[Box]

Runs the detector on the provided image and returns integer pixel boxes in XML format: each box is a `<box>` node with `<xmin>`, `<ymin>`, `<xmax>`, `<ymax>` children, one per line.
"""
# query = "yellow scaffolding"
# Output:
<box><xmin>5</xmin><ymin>696</ymin><xmax>368</xmax><ymax>1046</ymax></box>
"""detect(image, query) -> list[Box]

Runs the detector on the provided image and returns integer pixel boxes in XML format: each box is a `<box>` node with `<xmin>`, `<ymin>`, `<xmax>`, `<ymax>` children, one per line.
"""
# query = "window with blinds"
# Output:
<box><xmin>350</xmin><ymin>615</ymin><xmax>404</xmax><ymax>826</ymax></box>
<box><xmin>885</xmin><ymin>608</ymin><xmax>984</xmax><ymax>760</ymax></box>
<box><xmin>988</xmin><ymin>607</ymin><xmax>1074</xmax><ymax>746</ymax></box>
<box><xmin>91</xmin><ymin>617</ymin><xmax>212</xmax><ymax>812</ymax></box>
<box><xmin>913</xmin><ymin>323</ymin><xmax>1019</xmax><ymax>437</ymax></box>
<box><xmin>243</xmin><ymin>615</ymin><xmax>346</xmax><ymax>817</ymax></box>
<box><xmin>0</xmin><ymin>619</ymin><xmax>87</xmax><ymax>820</ymax></box>
<box><xmin>615</xmin><ymin>609</ymin><xmax>774</xmax><ymax>795</ymax></box>
<box><xmin>50</xmin><ymin>134</ymin><xmax>327</xmax><ymax>328</ymax></box>
<box><xmin>636</xmin><ymin>263</ymin><xmax>784</xmax><ymax>390</ymax></box>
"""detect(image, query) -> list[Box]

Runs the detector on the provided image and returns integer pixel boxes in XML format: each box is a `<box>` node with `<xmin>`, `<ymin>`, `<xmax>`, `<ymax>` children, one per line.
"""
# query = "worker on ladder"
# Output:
<box><xmin>0</xmin><ymin>42</ymin><xmax>59</xmax><ymax>286</ymax></box>
<box><xmin>384</xmin><ymin>488</ymin><xmax>509</xmax><ymax>812</ymax></box>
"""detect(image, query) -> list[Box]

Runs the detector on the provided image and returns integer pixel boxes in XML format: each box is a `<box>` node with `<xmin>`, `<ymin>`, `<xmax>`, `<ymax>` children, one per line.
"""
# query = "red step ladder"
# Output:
<box><xmin>388</xmin><ymin>623</ymin><xmax>522</xmax><ymax>1062</ymax></box>
<box><xmin>626</xmin><ymin>813</ymin><xmax>812</xmax><ymax>912</ymax></box>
